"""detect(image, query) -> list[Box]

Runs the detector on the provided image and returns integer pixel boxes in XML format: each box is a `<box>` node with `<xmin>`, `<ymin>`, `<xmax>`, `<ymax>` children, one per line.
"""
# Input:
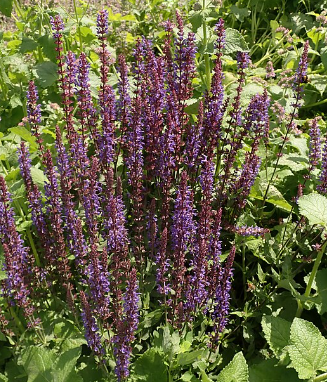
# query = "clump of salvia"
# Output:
<box><xmin>0</xmin><ymin>9</ymin><xmax>310</xmax><ymax>381</ymax></box>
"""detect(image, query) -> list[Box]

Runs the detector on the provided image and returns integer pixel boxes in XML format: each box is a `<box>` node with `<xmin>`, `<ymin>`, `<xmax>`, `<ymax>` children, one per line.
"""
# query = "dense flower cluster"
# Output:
<box><xmin>0</xmin><ymin>8</ymin><xmax>313</xmax><ymax>381</ymax></box>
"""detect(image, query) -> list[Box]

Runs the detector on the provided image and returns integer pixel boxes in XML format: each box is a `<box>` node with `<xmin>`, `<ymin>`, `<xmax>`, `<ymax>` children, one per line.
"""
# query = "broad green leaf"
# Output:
<box><xmin>137</xmin><ymin>309</ymin><xmax>162</xmax><ymax>331</ymax></box>
<box><xmin>310</xmin><ymin>75</ymin><xmax>327</xmax><ymax>96</ymax></box>
<box><xmin>315</xmin><ymin>269</ymin><xmax>327</xmax><ymax>314</ymax></box>
<box><xmin>55</xmin><ymin>341</ymin><xmax>83</xmax><ymax>382</ymax></box>
<box><xmin>261</xmin><ymin>315</ymin><xmax>291</xmax><ymax>356</ymax></box>
<box><xmin>298</xmin><ymin>193</ymin><xmax>327</xmax><ymax>227</ymax></box>
<box><xmin>162</xmin><ymin>326</ymin><xmax>180</xmax><ymax>355</ymax></box>
<box><xmin>307</xmin><ymin>28</ymin><xmax>324</xmax><ymax>45</ymax></box>
<box><xmin>31</xmin><ymin>168</ymin><xmax>47</xmax><ymax>188</ymax></box>
<box><xmin>217</xmin><ymin>352</ymin><xmax>248</xmax><ymax>382</ymax></box>
<box><xmin>33</xmin><ymin>61</ymin><xmax>58</xmax><ymax>88</ymax></box>
<box><xmin>249</xmin><ymin>359</ymin><xmax>299</xmax><ymax>382</ymax></box>
<box><xmin>20</xmin><ymin>346</ymin><xmax>56</xmax><ymax>382</ymax></box>
<box><xmin>20</xmin><ymin>37</ymin><xmax>38</xmax><ymax>53</ymax></box>
<box><xmin>230</xmin><ymin>5</ymin><xmax>251</xmax><ymax>22</ymax></box>
<box><xmin>133</xmin><ymin>349</ymin><xmax>167</xmax><ymax>382</ymax></box>
<box><xmin>288</xmin><ymin>318</ymin><xmax>327</xmax><ymax>379</ymax></box>
<box><xmin>177</xmin><ymin>350</ymin><xmax>204</xmax><ymax>366</ymax></box>
<box><xmin>241</xmin><ymin>83</ymin><xmax>264</xmax><ymax>104</ymax></box>
<box><xmin>289</xmin><ymin>136</ymin><xmax>308</xmax><ymax>157</ymax></box>
<box><xmin>278</xmin><ymin>155</ymin><xmax>307</xmax><ymax>172</ymax></box>
<box><xmin>38</xmin><ymin>35</ymin><xmax>57</xmax><ymax>61</ymax></box>
<box><xmin>0</xmin><ymin>0</ymin><xmax>13</xmax><ymax>17</ymax></box>
<box><xmin>224</xmin><ymin>28</ymin><xmax>249</xmax><ymax>54</ymax></box>
<box><xmin>9</xmin><ymin>127</ymin><xmax>37</xmax><ymax>149</ymax></box>
<box><xmin>77</xmin><ymin>358</ymin><xmax>104</xmax><ymax>382</ymax></box>
<box><xmin>9</xmin><ymin>94</ymin><xmax>23</xmax><ymax>108</ymax></box>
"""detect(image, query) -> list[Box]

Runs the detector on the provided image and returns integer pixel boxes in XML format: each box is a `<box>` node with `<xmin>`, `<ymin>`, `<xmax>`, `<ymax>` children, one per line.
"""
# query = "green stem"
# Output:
<box><xmin>313</xmin><ymin>372</ymin><xmax>327</xmax><ymax>382</ymax></box>
<box><xmin>301</xmin><ymin>98</ymin><xmax>327</xmax><ymax>109</ymax></box>
<box><xmin>13</xmin><ymin>0</ymin><xmax>24</xmax><ymax>19</ymax></box>
<box><xmin>242</xmin><ymin>243</ymin><xmax>247</xmax><ymax>301</ymax></box>
<box><xmin>296</xmin><ymin>239</ymin><xmax>327</xmax><ymax>318</ymax></box>
<box><xmin>73</xmin><ymin>0</ymin><xmax>83</xmax><ymax>52</ymax></box>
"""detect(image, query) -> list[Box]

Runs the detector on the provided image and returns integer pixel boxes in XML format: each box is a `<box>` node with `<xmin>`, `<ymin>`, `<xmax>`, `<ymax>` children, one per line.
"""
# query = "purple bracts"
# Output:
<box><xmin>113</xmin><ymin>268</ymin><xmax>139</xmax><ymax>381</ymax></box>
<box><xmin>0</xmin><ymin>177</ymin><xmax>33</xmax><ymax>316</ymax></box>
<box><xmin>80</xmin><ymin>290</ymin><xmax>104</xmax><ymax>356</ymax></box>
<box><xmin>211</xmin><ymin>246</ymin><xmax>236</xmax><ymax>346</ymax></box>
<box><xmin>309</xmin><ymin>118</ymin><xmax>321</xmax><ymax>169</ymax></box>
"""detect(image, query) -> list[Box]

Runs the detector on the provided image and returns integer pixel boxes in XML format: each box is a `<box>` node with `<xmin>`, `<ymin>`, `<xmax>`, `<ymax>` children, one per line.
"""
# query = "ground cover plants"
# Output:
<box><xmin>1</xmin><ymin>0</ymin><xmax>327</xmax><ymax>381</ymax></box>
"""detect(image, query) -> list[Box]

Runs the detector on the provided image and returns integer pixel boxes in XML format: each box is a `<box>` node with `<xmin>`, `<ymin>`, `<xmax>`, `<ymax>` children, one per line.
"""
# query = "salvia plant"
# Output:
<box><xmin>2</xmin><ymin>5</ymin><xmax>327</xmax><ymax>382</ymax></box>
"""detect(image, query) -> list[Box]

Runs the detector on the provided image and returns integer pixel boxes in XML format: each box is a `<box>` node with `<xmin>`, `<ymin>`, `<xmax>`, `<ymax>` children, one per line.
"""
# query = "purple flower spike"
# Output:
<box><xmin>0</xmin><ymin>176</ymin><xmax>34</xmax><ymax>318</ymax></box>
<box><xmin>211</xmin><ymin>246</ymin><xmax>236</xmax><ymax>347</ymax></box>
<box><xmin>308</xmin><ymin>117</ymin><xmax>321</xmax><ymax>169</ymax></box>
<box><xmin>80</xmin><ymin>291</ymin><xmax>104</xmax><ymax>356</ymax></box>
<box><xmin>236</xmin><ymin>51</ymin><xmax>251</xmax><ymax>71</ymax></box>
<box><xmin>113</xmin><ymin>268</ymin><xmax>139</xmax><ymax>381</ymax></box>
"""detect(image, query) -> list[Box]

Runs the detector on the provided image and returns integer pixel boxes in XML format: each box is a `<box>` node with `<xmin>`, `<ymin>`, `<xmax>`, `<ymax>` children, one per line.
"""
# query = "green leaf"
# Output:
<box><xmin>288</xmin><ymin>318</ymin><xmax>327</xmax><ymax>380</ymax></box>
<box><xmin>278</xmin><ymin>154</ymin><xmax>307</xmax><ymax>172</ymax></box>
<box><xmin>224</xmin><ymin>28</ymin><xmax>249</xmax><ymax>54</ymax></box>
<box><xmin>55</xmin><ymin>340</ymin><xmax>83</xmax><ymax>382</ymax></box>
<box><xmin>261</xmin><ymin>316</ymin><xmax>291</xmax><ymax>357</ymax></box>
<box><xmin>217</xmin><ymin>352</ymin><xmax>248</xmax><ymax>382</ymax></box>
<box><xmin>38</xmin><ymin>35</ymin><xmax>57</xmax><ymax>62</ymax></box>
<box><xmin>177</xmin><ymin>350</ymin><xmax>204</xmax><ymax>366</ymax></box>
<box><xmin>309</xmin><ymin>75</ymin><xmax>327</xmax><ymax>96</ymax></box>
<box><xmin>162</xmin><ymin>326</ymin><xmax>180</xmax><ymax>355</ymax></box>
<box><xmin>9</xmin><ymin>127</ymin><xmax>37</xmax><ymax>149</ymax></box>
<box><xmin>30</xmin><ymin>168</ymin><xmax>47</xmax><ymax>188</ymax></box>
<box><xmin>20</xmin><ymin>346</ymin><xmax>56</xmax><ymax>382</ymax></box>
<box><xmin>20</xmin><ymin>37</ymin><xmax>38</xmax><ymax>53</ymax></box>
<box><xmin>298</xmin><ymin>193</ymin><xmax>327</xmax><ymax>227</ymax></box>
<box><xmin>315</xmin><ymin>269</ymin><xmax>327</xmax><ymax>314</ymax></box>
<box><xmin>33</xmin><ymin>61</ymin><xmax>58</xmax><ymax>88</ymax></box>
<box><xmin>0</xmin><ymin>0</ymin><xmax>13</xmax><ymax>17</ymax></box>
<box><xmin>249</xmin><ymin>359</ymin><xmax>299</xmax><ymax>382</ymax></box>
<box><xmin>133</xmin><ymin>349</ymin><xmax>167</xmax><ymax>382</ymax></box>
<box><xmin>230</xmin><ymin>5</ymin><xmax>250</xmax><ymax>22</ymax></box>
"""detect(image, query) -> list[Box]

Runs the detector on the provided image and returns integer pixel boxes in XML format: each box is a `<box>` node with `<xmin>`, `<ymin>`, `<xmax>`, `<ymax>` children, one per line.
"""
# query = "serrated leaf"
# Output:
<box><xmin>30</xmin><ymin>168</ymin><xmax>47</xmax><ymax>188</ymax></box>
<box><xmin>288</xmin><ymin>318</ymin><xmax>327</xmax><ymax>379</ymax></box>
<box><xmin>55</xmin><ymin>341</ymin><xmax>83</xmax><ymax>382</ymax></box>
<box><xmin>309</xmin><ymin>75</ymin><xmax>327</xmax><ymax>96</ymax></box>
<box><xmin>9</xmin><ymin>126</ymin><xmax>37</xmax><ymax>149</ymax></box>
<box><xmin>217</xmin><ymin>352</ymin><xmax>248</xmax><ymax>382</ymax></box>
<box><xmin>298</xmin><ymin>193</ymin><xmax>327</xmax><ymax>227</ymax></box>
<box><xmin>162</xmin><ymin>327</ymin><xmax>180</xmax><ymax>355</ymax></box>
<box><xmin>224</xmin><ymin>28</ymin><xmax>249</xmax><ymax>54</ymax></box>
<box><xmin>33</xmin><ymin>61</ymin><xmax>58</xmax><ymax>88</ymax></box>
<box><xmin>261</xmin><ymin>316</ymin><xmax>291</xmax><ymax>356</ymax></box>
<box><xmin>20</xmin><ymin>346</ymin><xmax>56</xmax><ymax>382</ymax></box>
<box><xmin>278</xmin><ymin>155</ymin><xmax>307</xmax><ymax>172</ymax></box>
<box><xmin>133</xmin><ymin>349</ymin><xmax>167</xmax><ymax>381</ymax></box>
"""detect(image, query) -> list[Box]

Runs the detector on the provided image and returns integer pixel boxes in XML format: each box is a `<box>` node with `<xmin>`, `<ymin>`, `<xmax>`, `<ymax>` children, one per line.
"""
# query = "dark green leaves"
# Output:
<box><xmin>0</xmin><ymin>0</ymin><xmax>13</xmax><ymax>17</ymax></box>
